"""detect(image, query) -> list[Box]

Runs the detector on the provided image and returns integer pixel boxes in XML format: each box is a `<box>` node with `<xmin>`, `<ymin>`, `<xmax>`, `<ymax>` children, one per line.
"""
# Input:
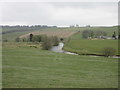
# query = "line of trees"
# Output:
<box><xmin>82</xmin><ymin>30</ymin><xmax>107</xmax><ymax>39</ymax></box>
<box><xmin>15</xmin><ymin>34</ymin><xmax>60</xmax><ymax>50</ymax></box>
<box><xmin>1</xmin><ymin>25</ymin><xmax>57</xmax><ymax>34</ymax></box>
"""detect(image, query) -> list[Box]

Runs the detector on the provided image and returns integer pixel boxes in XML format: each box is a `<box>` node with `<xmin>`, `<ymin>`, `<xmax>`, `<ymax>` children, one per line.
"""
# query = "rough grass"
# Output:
<box><xmin>2</xmin><ymin>42</ymin><xmax>118</xmax><ymax>88</ymax></box>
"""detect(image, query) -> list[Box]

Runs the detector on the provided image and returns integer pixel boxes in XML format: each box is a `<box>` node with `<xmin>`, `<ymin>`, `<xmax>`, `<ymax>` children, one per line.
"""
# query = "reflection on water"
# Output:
<box><xmin>50</xmin><ymin>43</ymin><xmax>78</xmax><ymax>55</ymax></box>
<box><xmin>50</xmin><ymin>43</ymin><xmax>64</xmax><ymax>53</ymax></box>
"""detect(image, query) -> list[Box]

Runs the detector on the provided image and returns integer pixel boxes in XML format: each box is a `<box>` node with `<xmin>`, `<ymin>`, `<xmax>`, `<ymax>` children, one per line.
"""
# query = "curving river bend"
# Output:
<box><xmin>50</xmin><ymin>43</ymin><xmax>78</xmax><ymax>55</ymax></box>
<box><xmin>50</xmin><ymin>43</ymin><xmax>119</xmax><ymax>58</ymax></box>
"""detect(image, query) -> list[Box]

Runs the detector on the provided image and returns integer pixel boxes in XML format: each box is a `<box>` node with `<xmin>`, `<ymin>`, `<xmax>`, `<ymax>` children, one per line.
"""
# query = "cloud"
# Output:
<box><xmin>0</xmin><ymin>2</ymin><xmax>118</xmax><ymax>26</ymax></box>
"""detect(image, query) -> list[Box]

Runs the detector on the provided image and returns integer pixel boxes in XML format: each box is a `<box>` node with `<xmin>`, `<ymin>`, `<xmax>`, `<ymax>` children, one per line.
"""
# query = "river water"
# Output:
<box><xmin>50</xmin><ymin>43</ymin><xmax>78</xmax><ymax>55</ymax></box>
<box><xmin>50</xmin><ymin>43</ymin><xmax>119</xmax><ymax>58</ymax></box>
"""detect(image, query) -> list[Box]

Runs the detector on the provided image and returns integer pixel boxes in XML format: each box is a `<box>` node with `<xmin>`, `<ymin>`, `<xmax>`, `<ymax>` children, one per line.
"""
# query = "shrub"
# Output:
<box><xmin>112</xmin><ymin>31</ymin><xmax>117</xmax><ymax>39</ymax></box>
<box><xmin>32</xmin><ymin>35</ymin><xmax>41</xmax><ymax>42</ymax></box>
<box><xmin>82</xmin><ymin>30</ymin><xmax>90</xmax><ymax>38</ymax></box>
<box><xmin>52</xmin><ymin>36</ymin><xmax>59</xmax><ymax>46</ymax></box>
<box><xmin>41</xmin><ymin>35</ymin><xmax>47</xmax><ymax>42</ymax></box>
<box><xmin>102</xmin><ymin>47</ymin><xmax>116</xmax><ymax>57</ymax></box>
<box><xmin>15</xmin><ymin>37</ymin><xmax>20</xmax><ymax>42</ymax></box>
<box><xmin>82</xmin><ymin>30</ymin><xmax>95</xmax><ymax>38</ymax></box>
<box><xmin>29</xmin><ymin>33</ymin><xmax>33</xmax><ymax>42</ymax></box>
<box><xmin>82</xmin><ymin>30</ymin><xmax>107</xmax><ymax>39</ymax></box>
<box><xmin>42</xmin><ymin>36</ymin><xmax>53</xmax><ymax>50</ymax></box>
<box><xmin>90</xmin><ymin>30</ymin><xmax>94</xmax><ymax>38</ymax></box>
<box><xmin>22</xmin><ymin>38</ymin><xmax>27</xmax><ymax>42</ymax></box>
<box><xmin>60</xmin><ymin>38</ymin><xmax>64</xmax><ymax>41</ymax></box>
<box><xmin>95</xmin><ymin>30</ymin><xmax>107</xmax><ymax>37</ymax></box>
<box><xmin>3</xmin><ymin>39</ymin><xmax>8</xmax><ymax>42</ymax></box>
<box><xmin>41</xmin><ymin>35</ymin><xmax>60</xmax><ymax>50</ymax></box>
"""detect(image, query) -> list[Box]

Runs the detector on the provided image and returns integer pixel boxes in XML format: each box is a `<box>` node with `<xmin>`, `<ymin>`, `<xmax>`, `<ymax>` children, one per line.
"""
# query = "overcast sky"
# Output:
<box><xmin>0</xmin><ymin>1</ymin><xmax>118</xmax><ymax>27</ymax></box>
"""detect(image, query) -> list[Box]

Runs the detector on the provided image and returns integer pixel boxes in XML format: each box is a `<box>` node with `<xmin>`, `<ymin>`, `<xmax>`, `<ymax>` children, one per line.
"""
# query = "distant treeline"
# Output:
<box><xmin>0</xmin><ymin>25</ymin><xmax>57</xmax><ymax>34</ymax></box>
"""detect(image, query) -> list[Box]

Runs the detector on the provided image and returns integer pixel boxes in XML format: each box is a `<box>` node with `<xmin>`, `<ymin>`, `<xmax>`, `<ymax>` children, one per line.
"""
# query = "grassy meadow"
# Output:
<box><xmin>64</xmin><ymin>33</ymin><xmax>118</xmax><ymax>55</ymax></box>
<box><xmin>2</xmin><ymin>42</ymin><xmax>118</xmax><ymax>88</ymax></box>
<box><xmin>2</xmin><ymin>26</ymin><xmax>119</xmax><ymax>88</ymax></box>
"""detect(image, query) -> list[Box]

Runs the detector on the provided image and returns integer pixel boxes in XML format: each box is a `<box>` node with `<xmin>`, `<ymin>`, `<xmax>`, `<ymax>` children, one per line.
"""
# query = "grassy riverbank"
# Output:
<box><xmin>64</xmin><ymin>39</ymin><xmax>118</xmax><ymax>55</ymax></box>
<box><xmin>63</xmin><ymin>33</ymin><xmax>118</xmax><ymax>55</ymax></box>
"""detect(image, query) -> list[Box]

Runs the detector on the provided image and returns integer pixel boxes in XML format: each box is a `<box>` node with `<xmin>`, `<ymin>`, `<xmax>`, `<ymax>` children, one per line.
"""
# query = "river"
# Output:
<box><xmin>50</xmin><ymin>42</ymin><xmax>119</xmax><ymax>58</ymax></box>
<box><xmin>50</xmin><ymin>43</ymin><xmax>78</xmax><ymax>55</ymax></box>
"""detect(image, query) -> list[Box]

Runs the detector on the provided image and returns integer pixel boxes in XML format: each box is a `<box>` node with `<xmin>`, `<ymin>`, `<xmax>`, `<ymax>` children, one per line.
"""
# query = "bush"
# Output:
<box><xmin>41</xmin><ymin>35</ymin><xmax>59</xmax><ymax>50</ymax></box>
<box><xmin>52</xmin><ymin>36</ymin><xmax>59</xmax><ymax>46</ymax></box>
<box><xmin>60</xmin><ymin>38</ymin><xmax>64</xmax><ymax>41</ymax></box>
<box><xmin>42</xmin><ymin>36</ymin><xmax>53</xmax><ymax>50</ymax></box>
<box><xmin>3</xmin><ymin>39</ymin><xmax>8</xmax><ymax>42</ymax></box>
<box><xmin>82</xmin><ymin>30</ymin><xmax>95</xmax><ymax>38</ymax></box>
<box><xmin>15</xmin><ymin>37</ymin><xmax>20</xmax><ymax>42</ymax></box>
<box><xmin>22</xmin><ymin>38</ymin><xmax>27</xmax><ymax>42</ymax></box>
<box><xmin>41</xmin><ymin>35</ymin><xmax>47</xmax><ymax>42</ymax></box>
<box><xmin>82</xmin><ymin>30</ymin><xmax>90</xmax><ymax>38</ymax></box>
<box><xmin>102</xmin><ymin>47</ymin><xmax>116</xmax><ymax>57</ymax></box>
<box><xmin>29</xmin><ymin>33</ymin><xmax>33</xmax><ymax>42</ymax></box>
<box><xmin>32</xmin><ymin>35</ymin><xmax>41</xmax><ymax>42</ymax></box>
<box><xmin>82</xmin><ymin>30</ymin><xmax>107</xmax><ymax>39</ymax></box>
<box><xmin>95</xmin><ymin>30</ymin><xmax>107</xmax><ymax>37</ymax></box>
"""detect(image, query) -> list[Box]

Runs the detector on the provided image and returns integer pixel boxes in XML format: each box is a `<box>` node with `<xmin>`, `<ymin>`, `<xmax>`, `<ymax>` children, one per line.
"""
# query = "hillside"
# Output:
<box><xmin>2</xmin><ymin>26</ymin><xmax>118</xmax><ymax>41</ymax></box>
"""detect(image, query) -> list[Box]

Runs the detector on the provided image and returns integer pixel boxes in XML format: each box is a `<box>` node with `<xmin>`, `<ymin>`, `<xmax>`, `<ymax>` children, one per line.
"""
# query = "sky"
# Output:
<box><xmin>0</xmin><ymin>0</ymin><xmax>119</xmax><ymax>27</ymax></box>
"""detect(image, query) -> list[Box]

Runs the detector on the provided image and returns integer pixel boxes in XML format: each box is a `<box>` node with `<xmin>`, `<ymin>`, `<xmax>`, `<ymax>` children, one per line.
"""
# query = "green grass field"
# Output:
<box><xmin>64</xmin><ymin>32</ymin><xmax>118</xmax><ymax>55</ymax></box>
<box><xmin>2</xmin><ymin>42</ymin><xmax>118</xmax><ymax>88</ymax></box>
<box><xmin>64</xmin><ymin>39</ymin><xmax>118</xmax><ymax>55</ymax></box>
<box><xmin>2</xmin><ymin>26</ymin><xmax>119</xmax><ymax>88</ymax></box>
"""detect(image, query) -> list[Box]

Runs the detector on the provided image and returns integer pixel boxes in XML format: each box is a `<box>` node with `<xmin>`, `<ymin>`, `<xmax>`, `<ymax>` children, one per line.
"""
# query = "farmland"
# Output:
<box><xmin>2</xmin><ymin>26</ymin><xmax>119</xmax><ymax>88</ymax></box>
<box><xmin>19</xmin><ymin>30</ymin><xmax>78</xmax><ymax>38</ymax></box>
<box><xmin>2</xmin><ymin>26</ymin><xmax>118</xmax><ymax>41</ymax></box>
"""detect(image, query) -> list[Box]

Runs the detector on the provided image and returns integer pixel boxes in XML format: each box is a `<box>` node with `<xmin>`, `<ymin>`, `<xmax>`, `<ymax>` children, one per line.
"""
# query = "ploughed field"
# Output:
<box><xmin>2</xmin><ymin>42</ymin><xmax>118</xmax><ymax>88</ymax></box>
<box><xmin>19</xmin><ymin>30</ymin><xmax>78</xmax><ymax>38</ymax></box>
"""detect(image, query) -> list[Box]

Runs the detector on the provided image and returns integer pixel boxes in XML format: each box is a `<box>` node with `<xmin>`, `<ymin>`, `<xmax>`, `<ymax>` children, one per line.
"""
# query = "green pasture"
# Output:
<box><xmin>64</xmin><ymin>33</ymin><xmax>118</xmax><ymax>55</ymax></box>
<box><xmin>2</xmin><ymin>42</ymin><xmax>118</xmax><ymax>88</ymax></box>
<box><xmin>2</xmin><ymin>26</ymin><xmax>119</xmax><ymax>88</ymax></box>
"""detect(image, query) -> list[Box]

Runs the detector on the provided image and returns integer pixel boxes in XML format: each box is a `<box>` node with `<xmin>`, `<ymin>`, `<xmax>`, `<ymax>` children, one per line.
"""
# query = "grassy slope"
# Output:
<box><xmin>2</xmin><ymin>30</ymin><xmax>41</xmax><ymax>41</ymax></box>
<box><xmin>64</xmin><ymin>31</ymin><xmax>118</xmax><ymax>55</ymax></box>
<box><xmin>2</xmin><ymin>26</ymin><xmax>118</xmax><ymax>41</ymax></box>
<box><xmin>2</xmin><ymin>27</ymin><xmax>77</xmax><ymax>41</ymax></box>
<box><xmin>3</xmin><ymin>42</ymin><xmax>118</xmax><ymax>88</ymax></box>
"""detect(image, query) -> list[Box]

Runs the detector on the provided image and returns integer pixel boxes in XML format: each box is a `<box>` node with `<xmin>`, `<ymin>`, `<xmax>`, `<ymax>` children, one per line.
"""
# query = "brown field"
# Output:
<box><xmin>19</xmin><ymin>30</ymin><xmax>78</xmax><ymax>38</ymax></box>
